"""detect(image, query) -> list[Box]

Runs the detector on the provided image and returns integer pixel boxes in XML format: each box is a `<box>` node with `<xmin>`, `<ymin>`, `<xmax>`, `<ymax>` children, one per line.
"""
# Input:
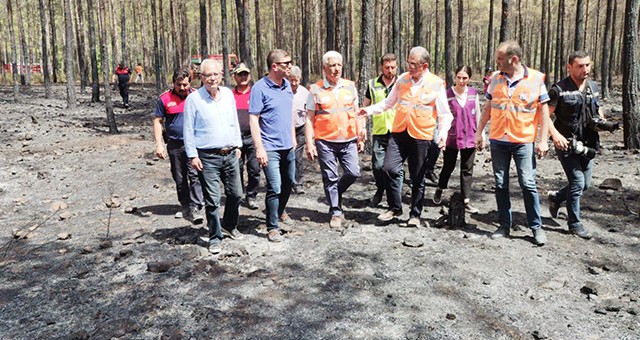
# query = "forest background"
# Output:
<box><xmin>1</xmin><ymin>0</ymin><xmax>639</xmax><ymax>147</ymax></box>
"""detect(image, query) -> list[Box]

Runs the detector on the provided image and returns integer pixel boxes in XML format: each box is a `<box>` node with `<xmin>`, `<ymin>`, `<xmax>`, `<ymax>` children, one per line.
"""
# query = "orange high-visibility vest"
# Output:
<box><xmin>392</xmin><ymin>72</ymin><xmax>444</xmax><ymax>140</ymax></box>
<box><xmin>309</xmin><ymin>79</ymin><xmax>358</xmax><ymax>141</ymax></box>
<box><xmin>488</xmin><ymin>68</ymin><xmax>545</xmax><ymax>143</ymax></box>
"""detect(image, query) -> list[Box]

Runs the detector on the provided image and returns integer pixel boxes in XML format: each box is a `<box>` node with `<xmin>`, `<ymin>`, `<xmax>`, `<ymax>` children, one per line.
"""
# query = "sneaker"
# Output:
<box><xmin>570</xmin><ymin>224</ymin><xmax>593</xmax><ymax>239</ymax></box>
<box><xmin>425</xmin><ymin>172</ymin><xmax>438</xmax><ymax>185</ymax></box>
<box><xmin>491</xmin><ymin>226</ymin><xmax>511</xmax><ymax>239</ymax></box>
<box><xmin>329</xmin><ymin>215</ymin><xmax>343</xmax><ymax>228</ymax></box>
<box><xmin>174</xmin><ymin>211</ymin><xmax>183</xmax><ymax>219</ymax></box>
<box><xmin>208</xmin><ymin>238</ymin><xmax>222</xmax><ymax>254</ymax></box>
<box><xmin>533</xmin><ymin>228</ymin><xmax>547</xmax><ymax>246</ymax></box>
<box><xmin>279</xmin><ymin>212</ymin><xmax>293</xmax><ymax>225</ymax></box>
<box><xmin>465</xmin><ymin>202</ymin><xmax>479</xmax><ymax>214</ymax></box>
<box><xmin>246</xmin><ymin>197</ymin><xmax>259</xmax><ymax>210</ymax></box>
<box><xmin>267</xmin><ymin>229</ymin><xmax>283</xmax><ymax>242</ymax></box>
<box><xmin>191</xmin><ymin>207</ymin><xmax>204</xmax><ymax>225</ymax></box>
<box><xmin>222</xmin><ymin>227</ymin><xmax>244</xmax><ymax>240</ymax></box>
<box><xmin>377</xmin><ymin>209</ymin><xmax>402</xmax><ymax>221</ymax></box>
<box><xmin>548</xmin><ymin>191</ymin><xmax>560</xmax><ymax>218</ymax></box>
<box><xmin>371</xmin><ymin>191</ymin><xmax>383</xmax><ymax>207</ymax></box>
<box><xmin>433</xmin><ymin>188</ymin><xmax>443</xmax><ymax>204</ymax></box>
<box><xmin>182</xmin><ymin>207</ymin><xmax>194</xmax><ymax>222</ymax></box>
<box><xmin>407</xmin><ymin>217</ymin><xmax>421</xmax><ymax>228</ymax></box>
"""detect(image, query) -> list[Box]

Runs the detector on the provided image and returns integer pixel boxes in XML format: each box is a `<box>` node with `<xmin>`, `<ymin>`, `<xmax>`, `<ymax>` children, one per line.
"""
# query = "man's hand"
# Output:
<box><xmin>357</xmin><ymin>108</ymin><xmax>368</xmax><ymax>117</ymax></box>
<box><xmin>155</xmin><ymin>145</ymin><xmax>167</xmax><ymax>159</ymax></box>
<box><xmin>474</xmin><ymin>133</ymin><xmax>485</xmax><ymax>151</ymax></box>
<box><xmin>235</xmin><ymin>148</ymin><xmax>242</xmax><ymax>159</ymax></box>
<box><xmin>535</xmin><ymin>142</ymin><xmax>549</xmax><ymax>158</ymax></box>
<box><xmin>256</xmin><ymin>146</ymin><xmax>268</xmax><ymax>167</ymax></box>
<box><xmin>551</xmin><ymin>131</ymin><xmax>569</xmax><ymax>151</ymax></box>
<box><xmin>191</xmin><ymin>157</ymin><xmax>203</xmax><ymax>172</ymax></box>
<box><xmin>306</xmin><ymin>142</ymin><xmax>318</xmax><ymax>161</ymax></box>
<box><xmin>357</xmin><ymin>140</ymin><xmax>365</xmax><ymax>153</ymax></box>
<box><xmin>437</xmin><ymin>136</ymin><xmax>446</xmax><ymax>150</ymax></box>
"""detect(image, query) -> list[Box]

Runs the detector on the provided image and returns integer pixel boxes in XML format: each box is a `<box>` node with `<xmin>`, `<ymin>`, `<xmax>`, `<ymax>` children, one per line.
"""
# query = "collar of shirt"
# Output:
<box><xmin>377</xmin><ymin>75</ymin><xmax>397</xmax><ymax>88</ymax></box>
<box><xmin>264</xmin><ymin>75</ymin><xmax>289</xmax><ymax>90</ymax></box>
<box><xmin>500</xmin><ymin>65</ymin><xmax>529</xmax><ymax>87</ymax></box>
<box><xmin>201</xmin><ymin>87</ymin><xmax>224</xmax><ymax>101</ymax></box>
<box><xmin>411</xmin><ymin>70</ymin><xmax>432</xmax><ymax>86</ymax></box>
<box><xmin>321</xmin><ymin>77</ymin><xmax>348</xmax><ymax>89</ymax></box>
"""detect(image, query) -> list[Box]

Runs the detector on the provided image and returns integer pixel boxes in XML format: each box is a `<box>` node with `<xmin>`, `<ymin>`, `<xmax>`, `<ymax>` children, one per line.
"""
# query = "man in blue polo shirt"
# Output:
<box><xmin>249</xmin><ymin>49</ymin><xmax>295</xmax><ymax>243</ymax></box>
<box><xmin>184</xmin><ymin>59</ymin><xmax>244</xmax><ymax>254</ymax></box>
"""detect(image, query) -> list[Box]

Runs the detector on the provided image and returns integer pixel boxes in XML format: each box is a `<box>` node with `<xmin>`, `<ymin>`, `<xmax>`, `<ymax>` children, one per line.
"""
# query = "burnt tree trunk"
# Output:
<box><xmin>622</xmin><ymin>0</ymin><xmax>640</xmax><ymax>148</ymax></box>
<box><xmin>151</xmin><ymin>0</ymin><xmax>162</xmax><ymax>94</ymax></box>
<box><xmin>434</xmin><ymin>0</ymin><xmax>440</xmax><ymax>73</ymax></box>
<box><xmin>88</xmin><ymin>0</ymin><xmax>100</xmax><ymax>102</ymax></box>
<box><xmin>221</xmin><ymin>0</ymin><xmax>230</xmax><ymax>84</ymax></box>
<box><xmin>601</xmin><ymin>0</ymin><xmax>614</xmax><ymax>99</ymax></box>
<box><xmin>301</xmin><ymin>0</ymin><xmax>310</xmax><ymax>85</ymax></box>
<box><xmin>445</xmin><ymin>0</ymin><xmax>453</xmax><ymax>86</ymax></box>
<box><xmin>49</xmin><ymin>0</ymin><xmax>59</xmax><ymax>83</ymax></box>
<box><xmin>357</xmin><ymin>0</ymin><xmax>374</xmax><ymax>151</ymax></box>
<box><xmin>75</xmin><ymin>0</ymin><xmax>88</xmax><ymax>93</ymax></box>
<box><xmin>456</xmin><ymin>0</ymin><xmax>464</xmax><ymax>66</ymax></box>
<box><xmin>554</xmin><ymin>0</ymin><xmax>565</xmax><ymax>82</ymax></box>
<box><xmin>485</xmin><ymin>0</ymin><xmax>494</xmax><ymax>69</ymax></box>
<box><xmin>15</xmin><ymin>0</ymin><xmax>30</xmax><ymax>86</ymax></box>
<box><xmin>64</xmin><ymin>0</ymin><xmax>76</xmax><ymax>108</ymax></box>
<box><xmin>39</xmin><ymin>0</ymin><xmax>52</xmax><ymax>98</ymax></box>
<box><xmin>392</xmin><ymin>0</ymin><xmax>401</xmax><ymax>66</ymax></box>
<box><xmin>574</xmin><ymin>0</ymin><xmax>585</xmax><ymax>51</ymax></box>
<box><xmin>200</xmin><ymin>0</ymin><xmax>207</xmax><ymax>60</ymax></box>
<box><xmin>99</xmin><ymin>0</ymin><xmax>117</xmax><ymax>132</ymax></box>
<box><xmin>413</xmin><ymin>0</ymin><xmax>422</xmax><ymax>46</ymax></box>
<box><xmin>7</xmin><ymin>0</ymin><xmax>19</xmax><ymax>100</ymax></box>
<box><xmin>255</xmin><ymin>0</ymin><xmax>264</xmax><ymax>74</ymax></box>
<box><xmin>499</xmin><ymin>0</ymin><xmax>511</xmax><ymax>43</ymax></box>
<box><xmin>235</xmin><ymin>0</ymin><xmax>253</xmax><ymax>69</ymax></box>
<box><xmin>326</xmin><ymin>0</ymin><xmax>335</xmax><ymax>51</ymax></box>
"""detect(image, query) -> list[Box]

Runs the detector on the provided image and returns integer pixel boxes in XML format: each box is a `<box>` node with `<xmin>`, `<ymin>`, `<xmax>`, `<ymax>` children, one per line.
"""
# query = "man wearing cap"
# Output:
<box><xmin>233</xmin><ymin>63</ymin><xmax>261</xmax><ymax>210</ymax></box>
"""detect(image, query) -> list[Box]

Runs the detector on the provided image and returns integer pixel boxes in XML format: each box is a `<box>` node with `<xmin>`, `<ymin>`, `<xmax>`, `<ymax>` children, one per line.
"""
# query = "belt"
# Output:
<box><xmin>198</xmin><ymin>147</ymin><xmax>238</xmax><ymax>155</ymax></box>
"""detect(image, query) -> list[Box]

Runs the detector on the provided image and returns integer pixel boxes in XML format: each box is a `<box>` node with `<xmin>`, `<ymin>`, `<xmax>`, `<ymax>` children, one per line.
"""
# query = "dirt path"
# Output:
<box><xmin>0</xmin><ymin>85</ymin><xmax>638</xmax><ymax>339</ymax></box>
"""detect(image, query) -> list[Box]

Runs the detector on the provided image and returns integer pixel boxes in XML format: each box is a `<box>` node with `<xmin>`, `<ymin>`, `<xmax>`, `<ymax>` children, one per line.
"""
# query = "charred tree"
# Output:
<box><xmin>554</xmin><ymin>0</ymin><xmax>565</xmax><ymax>82</ymax></box>
<box><xmin>540</xmin><ymin>0</ymin><xmax>548</xmax><ymax>83</ymax></box>
<box><xmin>49</xmin><ymin>0</ymin><xmax>59</xmax><ymax>83</ymax></box>
<box><xmin>392</xmin><ymin>0</ymin><xmax>401</xmax><ymax>65</ymax></box>
<box><xmin>574</xmin><ymin>0</ymin><xmax>585</xmax><ymax>51</ymax></box>
<box><xmin>434</xmin><ymin>0</ymin><xmax>440</xmax><ymax>73</ymax></box>
<box><xmin>485</xmin><ymin>0</ymin><xmax>494</xmax><ymax>69</ymax></box>
<box><xmin>98</xmin><ymin>0</ymin><xmax>117</xmax><ymax>133</ymax></box>
<box><xmin>235</xmin><ymin>0</ymin><xmax>253</xmax><ymax>69</ymax></box>
<box><xmin>7</xmin><ymin>0</ymin><xmax>19</xmax><ymax>100</ymax></box>
<box><xmin>64</xmin><ymin>0</ymin><xmax>77</xmax><ymax>108</ymax></box>
<box><xmin>39</xmin><ymin>0</ymin><xmax>52</xmax><ymax>98</ymax></box>
<box><xmin>357</xmin><ymin>0</ymin><xmax>374</xmax><ymax>151</ymax></box>
<box><xmin>88</xmin><ymin>0</ymin><xmax>100</xmax><ymax>102</ymax></box>
<box><xmin>120</xmin><ymin>0</ymin><xmax>127</xmax><ymax>67</ymax></box>
<box><xmin>255</xmin><ymin>0</ymin><xmax>264</xmax><ymax>74</ymax></box>
<box><xmin>151</xmin><ymin>0</ymin><xmax>162</xmax><ymax>94</ymax></box>
<box><xmin>445</xmin><ymin>0</ymin><xmax>454</xmax><ymax>86</ymax></box>
<box><xmin>622</xmin><ymin>0</ymin><xmax>640</xmax><ymax>148</ymax></box>
<box><xmin>221</xmin><ymin>0</ymin><xmax>230</xmax><ymax>84</ymax></box>
<box><xmin>200</xmin><ymin>0</ymin><xmax>207</xmax><ymax>60</ymax></box>
<box><xmin>601</xmin><ymin>0</ymin><xmax>614</xmax><ymax>98</ymax></box>
<box><xmin>499</xmin><ymin>0</ymin><xmax>511</xmax><ymax>43</ymax></box>
<box><xmin>326</xmin><ymin>0</ymin><xmax>335</xmax><ymax>51</ymax></box>
<box><xmin>15</xmin><ymin>0</ymin><xmax>30</xmax><ymax>86</ymax></box>
<box><xmin>456</xmin><ymin>0</ymin><xmax>464</xmax><ymax>66</ymax></box>
<box><xmin>75</xmin><ymin>0</ymin><xmax>88</xmax><ymax>93</ymax></box>
<box><xmin>414</xmin><ymin>0</ymin><xmax>422</xmax><ymax>46</ymax></box>
<box><xmin>301</xmin><ymin>0</ymin><xmax>310</xmax><ymax>85</ymax></box>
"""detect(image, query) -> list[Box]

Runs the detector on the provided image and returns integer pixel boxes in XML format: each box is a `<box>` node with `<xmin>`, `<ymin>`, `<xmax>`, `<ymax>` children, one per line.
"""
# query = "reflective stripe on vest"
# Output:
<box><xmin>488</xmin><ymin>68</ymin><xmax>544</xmax><ymax>143</ymax></box>
<box><xmin>392</xmin><ymin>72</ymin><xmax>443</xmax><ymax>140</ymax></box>
<box><xmin>369</xmin><ymin>78</ymin><xmax>395</xmax><ymax>135</ymax></box>
<box><xmin>310</xmin><ymin>79</ymin><xmax>358</xmax><ymax>141</ymax></box>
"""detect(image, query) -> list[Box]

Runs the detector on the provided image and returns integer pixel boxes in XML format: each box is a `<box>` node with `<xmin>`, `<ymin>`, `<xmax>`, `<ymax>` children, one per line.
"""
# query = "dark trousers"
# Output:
<box><xmin>239</xmin><ymin>134</ymin><xmax>261</xmax><ymax>199</ymax></box>
<box><xmin>437</xmin><ymin>147</ymin><xmax>476</xmax><ymax>200</ymax></box>
<box><xmin>118</xmin><ymin>82</ymin><xmax>130</xmax><ymax>104</ymax></box>
<box><xmin>383</xmin><ymin>131</ymin><xmax>432</xmax><ymax>218</ymax></box>
<box><xmin>294</xmin><ymin>125</ymin><xmax>306</xmax><ymax>188</ymax></box>
<box><xmin>425</xmin><ymin>139</ymin><xmax>441</xmax><ymax>174</ymax></box>
<box><xmin>197</xmin><ymin>149</ymin><xmax>243</xmax><ymax>241</ymax></box>
<box><xmin>372</xmin><ymin>133</ymin><xmax>403</xmax><ymax>197</ymax></box>
<box><xmin>167</xmin><ymin>140</ymin><xmax>203</xmax><ymax>209</ymax></box>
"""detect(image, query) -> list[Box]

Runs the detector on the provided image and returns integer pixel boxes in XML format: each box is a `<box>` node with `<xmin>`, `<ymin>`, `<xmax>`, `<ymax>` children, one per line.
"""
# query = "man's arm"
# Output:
<box><xmin>152</xmin><ymin>117</ymin><xmax>167</xmax><ymax>159</ymax></box>
<box><xmin>535</xmin><ymin>103</ymin><xmax>550</xmax><ymax>157</ymax></box>
<box><xmin>434</xmin><ymin>84</ymin><xmax>453</xmax><ymax>148</ymax></box>
<box><xmin>249</xmin><ymin>114</ymin><xmax>268</xmax><ymax>167</ymax></box>
<box><xmin>475</xmin><ymin>101</ymin><xmax>491</xmax><ymax>151</ymax></box>
<box><xmin>547</xmin><ymin>105</ymin><xmax>569</xmax><ymax>151</ymax></box>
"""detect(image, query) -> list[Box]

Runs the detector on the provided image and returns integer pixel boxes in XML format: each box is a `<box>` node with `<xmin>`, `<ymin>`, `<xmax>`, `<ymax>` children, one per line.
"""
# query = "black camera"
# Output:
<box><xmin>588</xmin><ymin>117</ymin><xmax>620</xmax><ymax>132</ymax></box>
<box><xmin>566</xmin><ymin>138</ymin><xmax>596</xmax><ymax>159</ymax></box>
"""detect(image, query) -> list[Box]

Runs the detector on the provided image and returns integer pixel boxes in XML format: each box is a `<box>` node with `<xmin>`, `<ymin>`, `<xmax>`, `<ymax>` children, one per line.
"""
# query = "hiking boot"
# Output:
<box><xmin>246</xmin><ymin>197</ymin><xmax>259</xmax><ymax>210</ymax></box>
<box><xmin>491</xmin><ymin>226</ymin><xmax>511</xmax><ymax>239</ymax></box>
<box><xmin>267</xmin><ymin>229</ymin><xmax>283</xmax><ymax>242</ymax></box>
<box><xmin>208</xmin><ymin>238</ymin><xmax>222</xmax><ymax>254</ymax></box>
<box><xmin>465</xmin><ymin>202</ymin><xmax>479</xmax><ymax>214</ymax></box>
<box><xmin>371</xmin><ymin>191</ymin><xmax>383</xmax><ymax>207</ymax></box>
<box><xmin>191</xmin><ymin>207</ymin><xmax>204</xmax><ymax>225</ymax></box>
<box><xmin>279</xmin><ymin>212</ymin><xmax>293</xmax><ymax>225</ymax></box>
<box><xmin>222</xmin><ymin>227</ymin><xmax>244</xmax><ymax>240</ymax></box>
<box><xmin>548</xmin><ymin>191</ymin><xmax>560</xmax><ymax>218</ymax></box>
<box><xmin>533</xmin><ymin>228</ymin><xmax>547</xmax><ymax>246</ymax></box>
<box><xmin>329</xmin><ymin>215</ymin><xmax>343</xmax><ymax>228</ymax></box>
<box><xmin>377</xmin><ymin>209</ymin><xmax>402</xmax><ymax>221</ymax></box>
<box><xmin>570</xmin><ymin>224</ymin><xmax>593</xmax><ymax>239</ymax></box>
<box><xmin>433</xmin><ymin>188</ymin><xmax>443</xmax><ymax>204</ymax></box>
<box><xmin>407</xmin><ymin>217</ymin><xmax>421</xmax><ymax>228</ymax></box>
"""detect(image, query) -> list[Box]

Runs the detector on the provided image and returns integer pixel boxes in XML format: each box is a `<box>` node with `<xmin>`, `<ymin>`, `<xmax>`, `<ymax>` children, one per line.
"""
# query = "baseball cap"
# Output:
<box><xmin>232</xmin><ymin>63</ymin><xmax>250</xmax><ymax>75</ymax></box>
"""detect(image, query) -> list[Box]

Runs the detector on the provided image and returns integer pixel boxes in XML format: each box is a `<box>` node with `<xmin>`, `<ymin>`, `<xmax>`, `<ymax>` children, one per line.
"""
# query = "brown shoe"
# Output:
<box><xmin>407</xmin><ymin>217</ymin><xmax>421</xmax><ymax>228</ymax></box>
<box><xmin>377</xmin><ymin>209</ymin><xmax>402</xmax><ymax>221</ymax></box>
<box><xmin>329</xmin><ymin>215</ymin><xmax>343</xmax><ymax>228</ymax></box>
<box><xmin>267</xmin><ymin>229</ymin><xmax>283</xmax><ymax>242</ymax></box>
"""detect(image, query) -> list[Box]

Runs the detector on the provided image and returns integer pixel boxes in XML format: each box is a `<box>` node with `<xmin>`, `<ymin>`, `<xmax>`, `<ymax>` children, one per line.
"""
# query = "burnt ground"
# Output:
<box><xmin>0</xmin><ymin>84</ymin><xmax>638</xmax><ymax>339</ymax></box>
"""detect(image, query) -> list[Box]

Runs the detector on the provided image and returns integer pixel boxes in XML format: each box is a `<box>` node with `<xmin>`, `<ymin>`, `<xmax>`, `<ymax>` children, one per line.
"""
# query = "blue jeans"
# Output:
<box><xmin>490</xmin><ymin>141</ymin><xmax>542</xmax><ymax>230</ymax></box>
<box><xmin>197</xmin><ymin>150</ymin><xmax>243</xmax><ymax>243</ymax></box>
<box><xmin>316</xmin><ymin>140</ymin><xmax>361</xmax><ymax>216</ymax></box>
<box><xmin>552</xmin><ymin>152</ymin><xmax>593</xmax><ymax>228</ymax></box>
<box><xmin>263</xmin><ymin>148</ymin><xmax>296</xmax><ymax>230</ymax></box>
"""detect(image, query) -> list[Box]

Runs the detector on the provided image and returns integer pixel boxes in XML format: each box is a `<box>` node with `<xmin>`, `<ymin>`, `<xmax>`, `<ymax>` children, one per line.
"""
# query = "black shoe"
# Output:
<box><xmin>293</xmin><ymin>186</ymin><xmax>305</xmax><ymax>195</ymax></box>
<box><xmin>191</xmin><ymin>207</ymin><xmax>204</xmax><ymax>225</ymax></box>
<box><xmin>491</xmin><ymin>226</ymin><xmax>511</xmax><ymax>239</ymax></box>
<box><xmin>371</xmin><ymin>190</ymin><xmax>383</xmax><ymax>207</ymax></box>
<box><xmin>433</xmin><ymin>188</ymin><xmax>443</xmax><ymax>204</ymax></box>
<box><xmin>548</xmin><ymin>191</ymin><xmax>560</xmax><ymax>218</ymax></box>
<box><xmin>246</xmin><ymin>197</ymin><xmax>259</xmax><ymax>210</ymax></box>
<box><xmin>570</xmin><ymin>224</ymin><xmax>593</xmax><ymax>239</ymax></box>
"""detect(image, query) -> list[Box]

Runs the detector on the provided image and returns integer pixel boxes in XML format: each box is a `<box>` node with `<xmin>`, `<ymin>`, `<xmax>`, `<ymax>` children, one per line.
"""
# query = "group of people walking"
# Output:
<box><xmin>152</xmin><ymin>40</ymin><xmax>614</xmax><ymax>254</ymax></box>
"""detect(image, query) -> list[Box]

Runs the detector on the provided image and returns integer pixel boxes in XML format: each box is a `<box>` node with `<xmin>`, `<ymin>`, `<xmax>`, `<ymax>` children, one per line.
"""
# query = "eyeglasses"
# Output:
<box><xmin>201</xmin><ymin>72</ymin><xmax>222</xmax><ymax>78</ymax></box>
<box><xmin>275</xmin><ymin>60</ymin><xmax>292</xmax><ymax>67</ymax></box>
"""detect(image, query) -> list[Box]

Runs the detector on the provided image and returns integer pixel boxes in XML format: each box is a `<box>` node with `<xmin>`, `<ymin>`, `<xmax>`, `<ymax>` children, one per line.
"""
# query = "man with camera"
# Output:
<box><xmin>547</xmin><ymin>50</ymin><xmax>619</xmax><ymax>239</ymax></box>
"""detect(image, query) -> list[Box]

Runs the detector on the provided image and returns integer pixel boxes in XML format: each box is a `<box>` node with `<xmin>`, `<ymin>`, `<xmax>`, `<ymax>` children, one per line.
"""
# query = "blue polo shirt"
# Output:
<box><xmin>249</xmin><ymin>75</ymin><xmax>294</xmax><ymax>151</ymax></box>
